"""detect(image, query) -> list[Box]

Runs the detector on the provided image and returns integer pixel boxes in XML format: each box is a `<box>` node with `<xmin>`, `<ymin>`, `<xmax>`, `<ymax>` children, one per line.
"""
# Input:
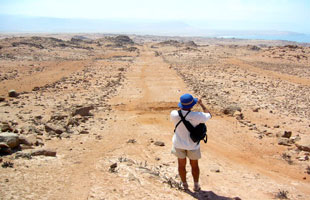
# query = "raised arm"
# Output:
<box><xmin>198</xmin><ymin>98</ymin><xmax>211</xmax><ymax>114</ymax></box>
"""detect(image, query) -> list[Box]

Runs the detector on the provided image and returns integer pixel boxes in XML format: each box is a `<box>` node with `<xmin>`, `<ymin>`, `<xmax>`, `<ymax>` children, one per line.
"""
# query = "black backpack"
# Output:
<box><xmin>174</xmin><ymin>110</ymin><xmax>208</xmax><ymax>144</ymax></box>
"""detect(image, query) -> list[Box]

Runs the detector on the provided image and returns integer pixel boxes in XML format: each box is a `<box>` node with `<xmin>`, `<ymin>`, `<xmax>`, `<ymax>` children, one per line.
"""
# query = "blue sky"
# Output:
<box><xmin>1</xmin><ymin>0</ymin><xmax>309</xmax><ymax>33</ymax></box>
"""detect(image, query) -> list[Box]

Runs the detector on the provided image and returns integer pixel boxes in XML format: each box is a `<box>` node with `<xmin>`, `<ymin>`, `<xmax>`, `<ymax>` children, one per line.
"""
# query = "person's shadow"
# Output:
<box><xmin>184</xmin><ymin>189</ymin><xmax>241</xmax><ymax>200</ymax></box>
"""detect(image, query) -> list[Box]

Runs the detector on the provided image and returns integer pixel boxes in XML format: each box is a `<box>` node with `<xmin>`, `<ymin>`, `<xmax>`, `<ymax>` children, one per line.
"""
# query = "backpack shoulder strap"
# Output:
<box><xmin>174</xmin><ymin>110</ymin><xmax>190</xmax><ymax>133</ymax></box>
<box><xmin>178</xmin><ymin>110</ymin><xmax>195</xmax><ymax>133</ymax></box>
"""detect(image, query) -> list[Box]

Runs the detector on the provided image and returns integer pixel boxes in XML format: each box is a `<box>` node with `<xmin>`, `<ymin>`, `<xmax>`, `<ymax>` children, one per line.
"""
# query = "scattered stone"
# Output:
<box><xmin>154</xmin><ymin>141</ymin><xmax>165</xmax><ymax>146</ymax></box>
<box><xmin>19</xmin><ymin>134</ymin><xmax>37</xmax><ymax>146</ymax></box>
<box><xmin>127</xmin><ymin>139</ymin><xmax>136</xmax><ymax>144</ymax></box>
<box><xmin>20</xmin><ymin>144</ymin><xmax>34</xmax><ymax>150</ymax></box>
<box><xmin>44</xmin><ymin>123</ymin><xmax>65</xmax><ymax>135</ymax></box>
<box><xmin>0</xmin><ymin>96</ymin><xmax>5</xmax><ymax>102</ymax></box>
<box><xmin>72</xmin><ymin>105</ymin><xmax>94</xmax><ymax>116</ymax></box>
<box><xmin>274</xmin><ymin>125</ymin><xmax>280</xmax><ymax>128</ymax></box>
<box><xmin>66</xmin><ymin>116</ymin><xmax>82</xmax><ymax>127</ymax></box>
<box><xmin>60</xmin><ymin>133</ymin><xmax>71</xmax><ymax>138</ymax></box>
<box><xmin>26</xmin><ymin>126</ymin><xmax>42</xmax><ymax>135</ymax></box>
<box><xmin>298</xmin><ymin>155</ymin><xmax>309</xmax><ymax>161</ymax></box>
<box><xmin>275</xmin><ymin>190</ymin><xmax>289</xmax><ymax>199</ymax></box>
<box><xmin>2</xmin><ymin>161</ymin><xmax>14</xmax><ymax>168</ymax></box>
<box><xmin>234</xmin><ymin>111</ymin><xmax>244</xmax><ymax>120</ymax></box>
<box><xmin>282</xmin><ymin>131</ymin><xmax>292</xmax><ymax>138</ymax></box>
<box><xmin>278</xmin><ymin>138</ymin><xmax>293</xmax><ymax>146</ymax></box>
<box><xmin>8</xmin><ymin>90</ymin><xmax>19</xmax><ymax>97</ymax></box>
<box><xmin>109</xmin><ymin>163</ymin><xmax>118</xmax><ymax>172</ymax></box>
<box><xmin>223</xmin><ymin>106</ymin><xmax>241</xmax><ymax>116</ymax></box>
<box><xmin>163</xmin><ymin>176</ymin><xmax>182</xmax><ymax>190</ymax></box>
<box><xmin>306</xmin><ymin>166</ymin><xmax>310</xmax><ymax>174</ymax></box>
<box><xmin>1</xmin><ymin>122</ymin><xmax>13</xmax><ymax>132</ymax></box>
<box><xmin>0</xmin><ymin>132</ymin><xmax>19</xmax><ymax>148</ymax></box>
<box><xmin>295</xmin><ymin>136</ymin><xmax>310</xmax><ymax>152</ymax></box>
<box><xmin>211</xmin><ymin>168</ymin><xmax>221</xmax><ymax>173</ymax></box>
<box><xmin>32</xmin><ymin>87</ymin><xmax>40</xmax><ymax>91</ymax></box>
<box><xmin>15</xmin><ymin>152</ymin><xmax>32</xmax><ymax>159</ymax></box>
<box><xmin>50</xmin><ymin>114</ymin><xmax>68</xmax><ymax>121</ymax></box>
<box><xmin>31</xmin><ymin>149</ymin><xmax>56</xmax><ymax>157</ymax></box>
<box><xmin>253</xmin><ymin>107</ymin><xmax>260</xmax><ymax>112</ymax></box>
<box><xmin>79</xmin><ymin>130</ymin><xmax>89</xmax><ymax>134</ymax></box>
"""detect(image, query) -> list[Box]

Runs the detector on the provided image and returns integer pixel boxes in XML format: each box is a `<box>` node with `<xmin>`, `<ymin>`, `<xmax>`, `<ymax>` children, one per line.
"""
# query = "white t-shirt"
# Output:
<box><xmin>171</xmin><ymin>110</ymin><xmax>211</xmax><ymax>150</ymax></box>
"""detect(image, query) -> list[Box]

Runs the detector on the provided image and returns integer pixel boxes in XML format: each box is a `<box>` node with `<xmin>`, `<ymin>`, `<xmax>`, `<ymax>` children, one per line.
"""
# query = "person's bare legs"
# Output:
<box><xmin>178</xmin><ymin>158</ymin><xmax>187</xmax><ymax>188</ymax></box>
<box><xmin>190</xmin><ymin>159</ymin><xmax>200</xmax><ymax>191</ymax></box>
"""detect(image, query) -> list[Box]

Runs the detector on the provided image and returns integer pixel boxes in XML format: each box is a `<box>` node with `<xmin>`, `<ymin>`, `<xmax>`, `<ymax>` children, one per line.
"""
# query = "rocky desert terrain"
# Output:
<box><xmin>0</xmin><ymin>34</ymin><xmax>309</xmax><ymax>200</ymax></box>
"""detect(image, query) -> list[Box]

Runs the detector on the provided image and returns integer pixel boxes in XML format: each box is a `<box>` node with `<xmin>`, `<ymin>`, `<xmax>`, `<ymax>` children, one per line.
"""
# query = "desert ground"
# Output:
<box><xmin>0</xmin><ymin>34</ymin><xmax>310</xmax><ymax>200</ymax></box>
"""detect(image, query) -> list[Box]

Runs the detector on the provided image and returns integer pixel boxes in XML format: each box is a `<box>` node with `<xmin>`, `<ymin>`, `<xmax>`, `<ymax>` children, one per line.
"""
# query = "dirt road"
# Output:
<box><xmin>2</xmin><ymin>44</ymin><xmax>309</xmax><ymax>200</ymax></box>
<box><xmin>56</xmin><ymin>45</ymin><xmax>310</xmax><ymax>199</ymax></box>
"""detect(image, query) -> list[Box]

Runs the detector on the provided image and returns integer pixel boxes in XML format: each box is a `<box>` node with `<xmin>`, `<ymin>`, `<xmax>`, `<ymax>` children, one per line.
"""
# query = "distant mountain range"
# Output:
<box><xmin>0</xmin><ymin>14</ymin><xmax>309</xmax><ymax>43</ymax></box>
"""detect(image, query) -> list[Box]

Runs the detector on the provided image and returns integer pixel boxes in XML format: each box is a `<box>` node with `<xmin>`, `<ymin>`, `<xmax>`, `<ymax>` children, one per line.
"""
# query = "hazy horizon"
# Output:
<box><xmin>0</xmin><ymin>0</ymin><xmax>310</xmax><ymax>39</ymax></box>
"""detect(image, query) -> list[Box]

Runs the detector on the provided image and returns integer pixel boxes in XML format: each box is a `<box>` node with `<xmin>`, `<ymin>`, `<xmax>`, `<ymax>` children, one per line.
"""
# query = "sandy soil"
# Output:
<box><xmin>0</xmin><ymin>34</ymin><xmax>309</xmax><ymax>200</ymax></box>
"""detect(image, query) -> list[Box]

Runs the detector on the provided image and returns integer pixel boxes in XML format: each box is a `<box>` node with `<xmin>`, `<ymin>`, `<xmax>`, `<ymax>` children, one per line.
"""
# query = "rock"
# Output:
<box><xmin>1</xmin><ymin>122</ymin><xmax>13</xmax><ymax>132</ymax></box>
<box><xmin>79</xmin><ymin>130</ymin><xmax>89</xmax><ymax>134</ymax></box>
<box><xmin>223</xmin><ymin>106</ymin><xmax>241</xmax><ymax>116</ymax></box>
<box><xmin>278</xmin><ymin>138</ymin><xmax>293</xmax><ymax>146</ymax></box>
<box><xmin>72</xmin><ymin>105</ymin><xmax>94</xmax><ymax>116</ymax></box>
<box><xmin>31</xmin><ymin>149</ymin><xmax>56</xmax><ymax>157</ymax></box>
<box><xmin>127</xmin><ymin>139</ymin><xmax>136</xmax><ymax>144</ymax></box>
<box><xmin>295</xmin><ymin>136</ymin><xmax>310</xmax><ymax>152</ymax></box>
<box><xmin>32</xmin><ymin>87</ymin><xmax>40</xmax><ymax>91</ymax></box>
<box><xmin>60</xmin><ymin>133</ymin><xmax>71</xmax><ymax>138</ymax></box>
<box><xmin>109</xmin><ymin>163</ymin><xmax>118</xmax><ymax>172</ymax></box>
<box><xmin>210</xmin><ymin>168</ymin><xmax>221</xmax><ymax>173</ymax></box>
<box><xmin>0</xmin><ymin>142</ymin><xmax>10</xmax><ymax>148</ymax></box>
<box><xmin>253</xmin><ymin>107</ymin><xmax>260</xmax><ymax>112</ymax></box>
<box><xmin>0</xmin><ymin>96</ymin><xmax>5</xmax><ymax>102</ymax></box>
<box><xmin>19</xmin><ymin>134</ymin><xmax>37</xmax><ymax>146</ymax></box>
<box><xmin>15</xmin><ymin>152</ymin><xmax>32</xmax><ymax>159</ymax></box>
<box><xmin>234</xmin><ymin>111</ymin><xmax>244</xmax><ymax>120</ymax></box>
<box><xmin>0</xmin><ymin>142</ymin><xmax>11</xmax><ymax>154</ymax></box>
<box><xmin>1</xmin><ymin>161</ymin><xmax>14</xmax><ymax>168</ymax></box>
<box><xmin>50</xmin><ymin>113</ymin><xmax>68</xmax><ymax>121</ymax></box>
<box><xmin>154</xmin><ymin>141</ymin><xmax>165</xmax><ymax>146</ymax></box>
<box><xmin>45</xmin><ymin>123</ymin><xmax>65</xmax><ymax>134</ymax></box>
<box><xmin>8</xmin><ymin>90</ymin><xmax>19</xmax><ymax>97</ymax></box>
<box><xmin>0</xmin><ymin>132</ymin><xmax>19</xmax><ymax>148</ymax></box>
<box><xmin>20</xmin><ymin>144</ymin><xmax>34</xmax><ymax>150</ymax></box>
<box><xmin>282</xmin><ymin>131</ymin><xmax>292</xmax><ymax>138</ymax></box>
<box><xmin>66</xmin><ymin>116</ymin><xmax>82</xmax><ymax>127</ymax></box>
<box><xmin>298</xmin><ymin>155</ymin><xmax>309</xmax><ymax>161</ymax></box>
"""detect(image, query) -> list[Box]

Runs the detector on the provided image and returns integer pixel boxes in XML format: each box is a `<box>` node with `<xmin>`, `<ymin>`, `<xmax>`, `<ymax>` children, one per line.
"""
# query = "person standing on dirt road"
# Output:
<box><xmin>170</xmin><ymin>93</ymin><xmax>212</xmax><ymax>191</ymax></box>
